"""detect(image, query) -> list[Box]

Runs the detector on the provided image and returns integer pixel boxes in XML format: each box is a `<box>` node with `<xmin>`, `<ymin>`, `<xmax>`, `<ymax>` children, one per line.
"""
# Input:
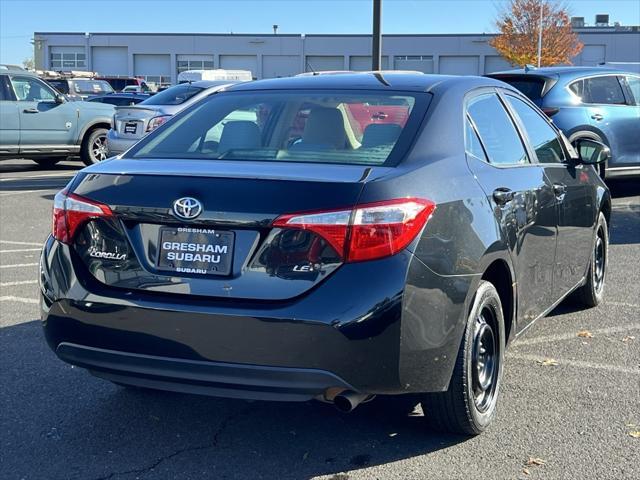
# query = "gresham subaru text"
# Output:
<box><xmin>40</xmin><ymin>72</ymin><xmax>611</xmax><ymax>435</ymax></box>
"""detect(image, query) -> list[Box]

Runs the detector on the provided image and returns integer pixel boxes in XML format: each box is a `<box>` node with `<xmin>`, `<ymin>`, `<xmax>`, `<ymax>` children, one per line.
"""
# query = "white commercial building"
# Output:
<box><xmin>34</xmin><ymin>25</ymin><xmax>640</xmax><ymax>86</ymax></box>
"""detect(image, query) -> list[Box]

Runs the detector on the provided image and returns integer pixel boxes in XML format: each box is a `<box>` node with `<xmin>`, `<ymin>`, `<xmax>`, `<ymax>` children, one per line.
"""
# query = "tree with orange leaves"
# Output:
<box><xmin>490</xmin><ymin>0</ymin><xmax>583</xmax><ymax>67</ymax></box>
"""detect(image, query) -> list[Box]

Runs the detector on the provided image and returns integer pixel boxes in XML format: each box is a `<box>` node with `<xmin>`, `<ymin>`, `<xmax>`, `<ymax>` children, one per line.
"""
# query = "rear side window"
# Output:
<box><xmin>467</xmin><ymin>93</ymin><xmax>529</xmax><ymax>166</ymax></box>
<box><xmin>131</xmin><ymin>90</ymin><xmax>429</xmax><ymax>167</ymax></box>
<box><xmin>48</xmin><ymin>80</ymin><xmax>69</xmax><ymax>94</ymax></box>
<box><xmin>625</xmin><ymin>76</ymin><xmax>640</xmax><ymax>106</ymax></box>
<box><xmin>491</xmin><ymin>75</ymin><xmax>548</xmax><ymax>102</ymax></box>
<box><xmin>464</xmin><ymin>117</ymin><xmax>487</xmax><ymax>161</ymax></box>
<box><xmin>505</xmin><ymin>95</ymin><xmax>565</xmax><ymax>164</ymax></box>
<box><xmin>583</xmin><ymin>76</ymin><xmax>626</xmax><ymax>105</ymax></box>
<box><xmin>141</xmin><ymin>83</ymin><xmax>204</xmax><ymax>106</ymax></box>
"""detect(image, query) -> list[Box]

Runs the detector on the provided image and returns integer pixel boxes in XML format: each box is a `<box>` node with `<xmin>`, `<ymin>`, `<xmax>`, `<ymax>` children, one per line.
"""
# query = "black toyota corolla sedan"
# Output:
<box><xmin>40</xmin><ymin>72</ymin><xmax>611</xmax><ymax>435</ymax></box>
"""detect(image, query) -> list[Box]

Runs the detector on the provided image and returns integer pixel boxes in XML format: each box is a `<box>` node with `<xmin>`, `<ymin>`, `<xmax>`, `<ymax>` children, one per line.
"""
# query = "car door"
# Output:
<box><xmin>503</xmin><ymin>92</ymin><xmax>595</xmax><ymax>297</ymax></box>
<box><xmin>0</xmin><ymin>74</ymin><xmax>20</xmax><ymax>155</ymax></box>
<box><xmin>9</xmin><ymin>74</ymin><xmax>77</xmax><ymax>151</ymax></box>
<box><xmin>465</xmin><ymin>91</ymin><xmax>558</xmax><ymax>329</ymax></box>
<box><xmin>582</xmin><ymin>74</ymin><xmax>639</xmax><ymax>166</ymax></box>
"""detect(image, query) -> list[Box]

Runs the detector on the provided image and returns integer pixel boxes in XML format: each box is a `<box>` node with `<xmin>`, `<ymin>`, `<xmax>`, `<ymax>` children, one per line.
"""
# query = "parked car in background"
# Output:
<box><xmin>106</xmin><ymin>80</ymin><xmax>241</xmax><ymax>156</ymax></box>
<box><xmin>87</xmin><ymin>92</ymin><xmax>151</xmax><ymax>106</ymax></box>
<box><xmin>488</xmin><ymin>66</ymin><xmax>640</xmax><ymax>178</ymax></box>
<box><xmin>96</xmin><ymin>76</ymin><xmax>152</xmax><ymax>93</ymax></box>
<box><xmin>177</xmin><ymin>69</ymin><xmax>253</xmax><ymax>83</ymax></box>
<box><xmin>46</xmin><ymin>77</ymin><xmax>115</xmax><ymax>101</ymax></box>
<box><xmin>41</xmin><ymin>72</ymin><xmax>612</xmax><ymax>435</ymax></box>
<box><xmin>0</xmin><ymin>68</ymin><xmax>114</xmax><ymax>167</ymax></box>
<box><xmin>121</xmin><ymin>85</ymin><xmax>149</xmax><ymax>93</ymax></box>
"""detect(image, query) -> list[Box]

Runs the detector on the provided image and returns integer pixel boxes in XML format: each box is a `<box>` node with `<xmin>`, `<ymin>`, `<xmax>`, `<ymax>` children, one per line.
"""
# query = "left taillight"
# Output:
<box><xmin>52</xmin><ymin>190</ymin><xmax>114</xmax><ymax>244</ymax></box>
<box><xmin>273</xmin><ymin>198</ymin><xmax>436</xmax><ymax>263</ymax></box>
<box><xmin>146</xmin><ymin>115</ymin><xmax>171</xmax><ymax>132</ymax></box>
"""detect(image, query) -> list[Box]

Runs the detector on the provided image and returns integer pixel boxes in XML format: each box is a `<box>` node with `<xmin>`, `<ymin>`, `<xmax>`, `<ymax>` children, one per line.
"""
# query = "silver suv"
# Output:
<box><xmin>106</xmin><ymin>81</ymin><xmax>236</xmax><ymax>156</ymax></box>
<box><xmin>0</xmin><ymin>66</ymin><xmax>114</xmax><ymax>167</ymax></box>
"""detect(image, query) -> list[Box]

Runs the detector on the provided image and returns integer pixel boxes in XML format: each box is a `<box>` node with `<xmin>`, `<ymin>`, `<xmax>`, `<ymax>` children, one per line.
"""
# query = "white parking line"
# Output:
<box><xmin>0</xmin><ymin>295</ymin><xmax>38</xmax><ymax>305</ymax></box>
<box><xmin>515</xmin><ymin>324</ymin><xmax>640</xmax><ymax>346</ymax></box>
<box><xmin>0</xmin><ymin>248</ymin><xmax>42</xmax><ymax>253</ymax></box>
<box><xmin>0</xmin><ymin>172</ymin><xmax>75</xmax><ymax>182</ymax></box>
<box><xmin>0</xmin><ymin>189</ymin><xmax>58</xmax><ymax>197</ymax></box>
<box><xmin>0</xmin><ymin>280</ymin><xmax>38</xmax><ymax>287</ymax></box>
<box><xmin>0</xmin><ymin>240</ymin><xmax>43</xmax><ymax>247</ymax></box>
<box><xmin>508</xmin><ymin>353</ymin><xmax>639</xmax><ymax>375</ymax></box>
<box><xmin>0</xmin><ymin>263</ymin><xmax>39</xmax><ymax>269</ymax></box>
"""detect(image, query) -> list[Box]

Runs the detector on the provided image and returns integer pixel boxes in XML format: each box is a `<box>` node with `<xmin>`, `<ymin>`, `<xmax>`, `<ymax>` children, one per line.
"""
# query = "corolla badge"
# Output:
<box><xmin>173</xmin><ymin>197</ymin><xmax>203</xmax><ymax>220</ymax></box>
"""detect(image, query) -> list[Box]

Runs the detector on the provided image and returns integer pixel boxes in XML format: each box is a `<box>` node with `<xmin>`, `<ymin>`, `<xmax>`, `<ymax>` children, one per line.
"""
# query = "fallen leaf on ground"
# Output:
<box><xmin>629</xmin><ymin>431</ymin><xmax>640</xmax><ymax>438</ymax></box>
<box><xmin>622</xmin><ymin>336</ymin><xmax>635</xmax><ymax>342</ymax></box>
<box><xmin>577</xmin><ymin>330</ymin><xmax>593</xmax><ymax>338</ymax></box>
<box><xmin>526</xmin><ymin>457</ymin><xmax>546</xmax><ymax>466</ymax></box>
<box><xmin>522</xmin><ymin>468</ymin><xmax>530</xmax><ymax>475</ymax></box>
<box><xmin>537</xmin><ymin>358</ymin><xmax>558</xmax><ymax>367</ymax></box>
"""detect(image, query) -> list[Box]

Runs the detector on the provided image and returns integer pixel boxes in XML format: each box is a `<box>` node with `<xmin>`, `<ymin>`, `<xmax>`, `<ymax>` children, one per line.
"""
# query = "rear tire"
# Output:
<box><xmin>574</xmin><ymin>212</ymin><xmax>608</xmax><ymax>308</ymax></box>
<box><xmin>81</xmin><ymin>127</ymin><xmax>109</xmax><ymax>166</ymax></box>
<box><xmin>32</xmin><ymin>157</ymin><xmax>63</xmax><ymax>169</ymax></box>
<box><xmin>421</xmin><ymin>280</ymin><xmax>505</xmax><ymax>435</ymax></box>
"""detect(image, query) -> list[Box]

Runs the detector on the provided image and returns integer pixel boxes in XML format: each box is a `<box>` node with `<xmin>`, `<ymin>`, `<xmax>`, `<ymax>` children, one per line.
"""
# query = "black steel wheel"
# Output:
<box><xmin>575</xmin><ymin>212</ymin><xmax>608</xmax><ymax>308</ymax></box>
<box><xmin>421</xmin><ymin>280</ymin><xmax>505</xmax><ymax>435</ymax></box>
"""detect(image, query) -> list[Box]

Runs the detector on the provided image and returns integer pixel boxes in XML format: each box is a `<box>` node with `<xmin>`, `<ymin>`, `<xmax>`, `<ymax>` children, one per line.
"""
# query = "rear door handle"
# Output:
<box><xmin>23</xmin><ymin>108</ymin><xmax>39</xmax><ymax>114</ymax></box>
<box><xmin>591</xmin><ymin>113</ymin><xmax>603</xmax><ymax>121</ymax></box>
<box><xmin>493</xmin><ymin>187</ymin><xmax>514</xmax><ymax>205</ymax></box>
<box><xmin>553</xmin><ymin>183</ymin><xmax>566</xmax><ymax>198</ymax></box>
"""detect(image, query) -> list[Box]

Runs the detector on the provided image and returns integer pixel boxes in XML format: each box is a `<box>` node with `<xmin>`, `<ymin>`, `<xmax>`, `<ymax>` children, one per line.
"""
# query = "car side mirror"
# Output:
<box><xmin>572</xmin><ymin>139</ymin><xmax>610</xmax><ymax>165</ymax></box>
<box><xmin>55</xmin><ymin>93</ymin><xmax>66</xmax><ymax>104</ymax></box>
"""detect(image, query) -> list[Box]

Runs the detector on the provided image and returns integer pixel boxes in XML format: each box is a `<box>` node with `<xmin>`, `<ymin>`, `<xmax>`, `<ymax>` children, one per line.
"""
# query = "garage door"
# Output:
<box><xmin>92</xmin><ymin>47</ymin><xmax>128</xmax><ymax>76</ymax></box>
<box><xmin>439</xmin><ymin>56</ymin><xmax>479</xmax><ymax>75</ymax></box>
<box><xmin>133</xmin><ymin>54</ymin><xmax>170</xmax><ymax>76</ymax></box>
<box><xmin>484</xmin><ymin>55</ymin><xmax>512</xmax><ymax>74</ymax></box>
<box><xmin>349</xmin><ymin>56</ymin><xmax>389</xmax><ymax>71</ymax></box>
<box><xmin>262</xmin><ymin>55</ymin><xmax>299</xmax><ymax>78</ymax></box>
<box><xmin>219</xmin><ymin>55</ymin><xmax>258</xmax><ymax>79</ymax></box>
<box><xmin>580</xmin><ymin>45</ymin><xmax>606</xmax><ymax>66</ymax></box>
<box><xmin>394</xmin><ymin>56</ymin><xmax>434</xmax><ymax>74</ymax></box>
<box><xmin>305</xmin><ymin>56</ymin><xmax>344</xmax><ymax>72</ymax></box>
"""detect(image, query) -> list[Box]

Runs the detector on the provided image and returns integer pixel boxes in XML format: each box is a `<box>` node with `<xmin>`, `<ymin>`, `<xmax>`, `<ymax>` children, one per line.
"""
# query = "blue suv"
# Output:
<box><xmin>489</xmin><ymin>67</ymin><xmax>639</xmax><ymax>179</ymax></box>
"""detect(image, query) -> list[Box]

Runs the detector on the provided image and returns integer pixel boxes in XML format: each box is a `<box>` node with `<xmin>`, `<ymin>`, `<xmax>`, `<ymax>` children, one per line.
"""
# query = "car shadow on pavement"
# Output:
<box><xmin>0</xmin><ymin>159</ymin><xmax>81</xmax><ymax>174</ymax></box>
<box><xmin>1</xmin><ymin>320</ymin><xmax>467</xmax><ymax>480</ymax></box>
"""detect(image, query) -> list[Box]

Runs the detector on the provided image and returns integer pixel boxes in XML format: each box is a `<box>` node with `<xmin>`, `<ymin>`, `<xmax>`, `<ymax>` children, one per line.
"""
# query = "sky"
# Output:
<box><xmin>1</xmin><ymin>0</ymin><xmax>639</xmax><ymax>64</ymax></box>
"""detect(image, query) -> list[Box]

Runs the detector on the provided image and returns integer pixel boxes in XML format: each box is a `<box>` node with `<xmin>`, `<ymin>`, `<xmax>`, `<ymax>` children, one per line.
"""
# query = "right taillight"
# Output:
<box><xmin>52</xmin><ymin>190</ymin><xmax>114</xmax><ymax>244</ymax></box>
<box><xmin>273</xmin><ymin>198</ymin><xmax>436</xmax><ymax>263</ymax></box>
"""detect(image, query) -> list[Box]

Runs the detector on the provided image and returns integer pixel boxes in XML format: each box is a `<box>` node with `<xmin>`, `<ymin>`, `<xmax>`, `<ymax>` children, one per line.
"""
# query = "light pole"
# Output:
<box><xmin>372</xmin><ymin>0</ymin><xmax>382</xmax><ymax>70</ymax></box>
<box><xmin>537</xmin><ymin>1</ymin><xmax>543</xmax><ymax>67</ymax></box>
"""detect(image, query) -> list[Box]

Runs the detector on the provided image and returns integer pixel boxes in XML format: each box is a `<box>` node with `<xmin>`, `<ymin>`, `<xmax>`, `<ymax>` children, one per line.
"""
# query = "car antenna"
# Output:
<box><xmin>306</xmin><ymin>60</ymin><xmax>317</xmax><ymax>75</ymax></box>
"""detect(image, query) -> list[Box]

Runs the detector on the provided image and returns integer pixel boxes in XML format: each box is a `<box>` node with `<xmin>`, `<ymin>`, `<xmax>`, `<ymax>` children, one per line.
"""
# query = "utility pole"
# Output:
<box><xmin>372</xmin><ymin>0</ymin><xmax>382</xmax><ymax>70</ymax></box>
<box><xmin>537</xmin><ymin>1</ymin><xmax>543</xmax><ymax>67</ymax></box>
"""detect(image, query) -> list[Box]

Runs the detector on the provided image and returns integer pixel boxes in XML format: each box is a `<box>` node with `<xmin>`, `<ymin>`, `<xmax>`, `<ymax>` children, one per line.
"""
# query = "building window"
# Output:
<box><xmin>395</xmin><ymin>55</ymin><xmax>432</xmax><ymax>61</ymax></box>
<box><xmin>177</xmin><ymin>59</ymin><xmax>215</xmax><ymax>74</ymax></box>
<box><xmin>141</xmin><ymin>75</ymin><xmax>172</xmax><ymax>88</ymax></box>
<box><xmin>50</xmin><ymin>52</ymin><xmax>86</xmax><ymax>70</ymax></box>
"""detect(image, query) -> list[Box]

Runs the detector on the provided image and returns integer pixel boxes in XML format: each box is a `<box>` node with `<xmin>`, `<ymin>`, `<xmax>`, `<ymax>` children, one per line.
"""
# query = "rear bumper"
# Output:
<box><xmin>105</xmin><ymin>129</ymin><xmax>138</xmax><ymax>156</ymax></box>
<box><xmin>57</xmin><ymin>343</ymin><xmax>353</xmax><ymax>401</ymax></box>
<box><xmin>40</xmin><ymin>237</ymin><xmax>473</xmax><ymax>398</ymax></box>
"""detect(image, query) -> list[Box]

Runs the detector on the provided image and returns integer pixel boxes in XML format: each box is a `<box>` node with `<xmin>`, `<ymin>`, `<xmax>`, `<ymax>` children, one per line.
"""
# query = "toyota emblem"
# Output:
<box><xmin>172</xmin><ymin>197</ymin><xmax>203</xmax><ymax>220</ymax></box>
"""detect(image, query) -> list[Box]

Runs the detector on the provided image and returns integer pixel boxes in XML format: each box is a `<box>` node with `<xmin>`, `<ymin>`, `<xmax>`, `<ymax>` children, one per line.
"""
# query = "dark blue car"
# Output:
<box><xmin>87</xmin><ymin>92</ymin><xmax>151</xmax><ymax>106</ymax></box>
<box><xmin>489</xmin><ymin>67</ymin><xmax>640</xmax><ymax>179</ymax></box>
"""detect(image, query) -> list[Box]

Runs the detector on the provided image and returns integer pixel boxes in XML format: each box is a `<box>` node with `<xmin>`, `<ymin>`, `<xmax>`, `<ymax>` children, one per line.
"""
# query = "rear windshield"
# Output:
<box><xmin>141</xmin><ymin>83</ymin><xmax>204</xmax><ymax>106</ymax></box>
<box><xmin>47</xmin><ymin>80</ymin><xmax>68</xmax><ymax>94</ymax></box>
<box><xmin>494</xmin><ymin>76</ymin><xmax>548</xmax><ymax>101</ymax></box>
<box><xmin>73</xmin><ymin>80</ymin><xmax>114</xmax><ymax>94</ymax></box>
<box><xmin>130</xmin><ymin>90</ymin><xmax>428</xmax><ymax>166</ymax></box>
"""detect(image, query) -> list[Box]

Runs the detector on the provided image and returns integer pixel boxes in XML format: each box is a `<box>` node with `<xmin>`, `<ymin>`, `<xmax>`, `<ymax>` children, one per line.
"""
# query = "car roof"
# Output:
<box><xmin>489</xmin><ymin>66</ymin><xmax>624</xmax><ymax>80</ymax></box>
<box><xmin>226</xmin><ymin>71</ymin><xmax>505</xmax><ymax>92</ymax></box>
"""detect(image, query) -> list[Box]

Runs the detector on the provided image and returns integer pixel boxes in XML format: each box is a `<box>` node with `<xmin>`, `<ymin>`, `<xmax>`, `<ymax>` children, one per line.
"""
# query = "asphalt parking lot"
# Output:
<box><xmin>0</xmin><ymin>158</ymin><xmax>638</xmax><ymax>480</ymax></box>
